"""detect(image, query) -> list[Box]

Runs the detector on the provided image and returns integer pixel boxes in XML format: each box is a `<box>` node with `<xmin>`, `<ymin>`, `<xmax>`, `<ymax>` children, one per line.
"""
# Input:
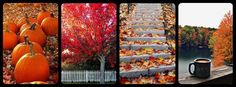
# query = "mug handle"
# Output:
<box><xmin>189</xmin><ymin>62</ymin><xmax>195</xmax><ymax>75</ymax></box>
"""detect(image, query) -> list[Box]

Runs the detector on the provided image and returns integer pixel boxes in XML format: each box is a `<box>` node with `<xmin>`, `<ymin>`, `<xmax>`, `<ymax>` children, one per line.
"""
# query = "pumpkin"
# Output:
<box><xmin>14</xmin><ymin>44</ymin><xmax>49</xmax><ymax>83</ymax></box>
<box><xmin>3</xmin><ymin>28</ymin><xmax>18</xmax><ymax>50</ymax></box>
<box><xmin>37</xmin><ymin>7</ymin><xmax>50</xmax><ymax>24</ymax></box>
<box><xmin>17</xmin><ymin>14</ymin><xmax>36</xmax><ymax>29</ymax></box>
<box><xmin>3</xmin><ymin>21</ymin><xmax>18</xmax><ymax>33</ymax></box>
<box><xmin>11</xmin><ymin>36</ymin><xmax>43</xmax><ymax>66</ymax></box>
<box><xmin>20</xmin><ymin>23</ymin><xmax>46</xmax><ymax>46</ymax></box>
<box><xmin>21</xmin><ymin>81</ymin><xmax>48</xmax><ymax>84</ymax></box>
<box><xmin>20</xmin><ymin>18</ymin><xmax>41</xmax><ymax>33</ymax></box>
<box><xmin>19</xmin><ymin>18</ymin><xmax>32</xmax><ymax>33</ymax></box>
<box><xmin>41</xmin><ymin>13</ymin><xmax>58</xmax><ymax>36</ymax></box>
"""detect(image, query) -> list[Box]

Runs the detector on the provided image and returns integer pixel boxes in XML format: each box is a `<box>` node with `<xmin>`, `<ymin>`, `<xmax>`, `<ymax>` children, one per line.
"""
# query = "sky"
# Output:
<box><xmin>179</xmin><ymin>3</ymin><xmax>232</xmax><ymax>28</ymax></box>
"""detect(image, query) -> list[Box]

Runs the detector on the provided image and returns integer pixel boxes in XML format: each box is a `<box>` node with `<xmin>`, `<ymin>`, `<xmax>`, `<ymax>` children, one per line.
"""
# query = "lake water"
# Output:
<box><xmin>178</xmin><ymin>47</ymin><xmax>212</xmax><ymax>74</ymax></box>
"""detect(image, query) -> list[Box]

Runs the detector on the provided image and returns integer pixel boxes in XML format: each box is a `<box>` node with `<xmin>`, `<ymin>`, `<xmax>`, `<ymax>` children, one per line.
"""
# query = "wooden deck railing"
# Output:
<box><xmin>179</xmin><ymin>65</ymin><xmax>233</xmax><ymax>84</ymax></box>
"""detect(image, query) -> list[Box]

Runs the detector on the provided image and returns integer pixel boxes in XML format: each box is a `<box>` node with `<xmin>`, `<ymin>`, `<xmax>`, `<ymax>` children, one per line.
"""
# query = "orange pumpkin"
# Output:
<box><xmin>21</xmin><ymin>81</ymin><xmax>48</xmax><ymax>84</ymax></box>
<box><xmin>20</xmin><ymin>23</ymin><xmax>46</xmax><ymax>46</ymax></box>
<box><xmin>14</xmin><ymin>44</ymin><xmax>49</xmax><ymax>83</ymax></box>
<box><xmin>17</xmin><ymin>14</ymin><xmax>36</xmax><ymax>29</ymax></box>
<box><xmin>41</xmin><ymin>13</ymin><xmax>58</xmax><ymax>36</ymax></box>
<box><xmin>3</xmin><ymin>28</ymin><xmax>18</xmax><ymax>50</ymax></box>
<box><xmin>37</xmin><ymin>7</ymin><xmax>50</xmax><ymax>24</ymax></box>
<box><xmin>20</xmin><ymin>19</ymin><xmax>41</xmax><ymax>33</ymax></box>
<box><xmin>19</xmin><ymin>18</ymin><xmax>32</xmax><ymax>33</ymax></box>
<box><xmin>3</xmin><ymin>21</ymin><xmax>18</xmax><ymax>33</ymax></box>
<box><xmin>11</xmin><ymin>36</ymin><xmax>43</xmax><ymax>66</ymax></box>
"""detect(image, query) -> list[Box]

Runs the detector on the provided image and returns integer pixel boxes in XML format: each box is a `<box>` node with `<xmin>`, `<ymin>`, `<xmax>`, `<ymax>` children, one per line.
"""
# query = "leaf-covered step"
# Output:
<box><xmin>120</xmin><ymin>44</ymin><xmax>168</xmax><ymax>50</ymax></box>
<box><xmin>133</xmin><ymin>29</ymin><xmax>165</xmax><ymax>35</ymax></box>
<box><xmin>129</xmin><ymin>19</ymin><xmax>163</xmax><ymax>23</ymax></box>
<box><xmin>125</xmin><ymin>37</ymin><xmax>166</xmax><ymax>42</ymax></box>
<box><xmin>135</xmin><ymin>12</ymin><xmax>161</xmax><ymax>17</ymax></box>
<box><xmin>131</xmin><ymin>25</ymin><xmax>163</xmax><ymax>29</ymax></box>
<box><xmin>135</xmin><ymin>9</ymin><xmax>162</xmax><ymax>14</ymax></box>
<box><xmin>137</xmin><ymin>4</ymin><xmax>161</xmax><ymax>6</ymax></box>
<box><xmin>120</xmin><ymin>53</ymin><xmax>171</xmax><ymax>62</ymax></box>
<box><xmin>120</xmin><ymin>64</ymin><xmax>175</xmax><ymax>78</ymax></box>
<box><xmin>131</xmin><ymin>18</ymin><xmax>161</xmax><ymax>21</ymax></box>
<box><xmin>149</xmin><ymin>64</ymin><xmax>175</xmax><ymax>76</ymax></box>
<box><xmin>131</xmin><ymin>24</ymin><xmax>164</xmax><ymax>28</ymax></box>
<box><xmin>120</xmin><ymin>69</ymin><xmax>149</xmax><ymax>78</ymax></box>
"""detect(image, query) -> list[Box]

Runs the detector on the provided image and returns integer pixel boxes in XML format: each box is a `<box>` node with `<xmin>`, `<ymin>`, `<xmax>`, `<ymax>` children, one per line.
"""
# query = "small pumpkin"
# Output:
<box><xmin>41</xmin><ymin>13</ymin><xmax>58</xmax><ymax>36</ymax></box>
<box><xmin>14</xmin><ymin>43</ymin><xmax>49</xmax><ymax>83</ymax></box>
<box><xmin>21</xmin><ymin>81</ymin><xmax>48</xmax><ymax>84</ymax></box>
<box><xmin>20</xmin><ymin>23</ymin><xmax>46</xmax><ymax>46</ymax></box>
<box><xmin>3</xmin><ymin>21</ymin><xmax>18</xmax><ymax>33</ymax></box>
<box><xmin>17</xmin><ymin>14</ymin><xmax>36</xmax><ymax>29</ymax></box>
<box><xmin>37</xmin><ymin>7</ymin><xmax>50</xmax><ymax>24</ymax></box>
<box><xmin>3</xmin><ymin>28</ymin><xmax>18</xmax><ymax>50</ymax></box>
<box><xmin>11</xmin><ymin>36</ymin><xmax>43</xmax><ymax>66</ymax></box>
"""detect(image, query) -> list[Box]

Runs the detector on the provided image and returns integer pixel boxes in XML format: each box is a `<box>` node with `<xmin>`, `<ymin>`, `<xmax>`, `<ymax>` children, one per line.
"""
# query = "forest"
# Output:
<box><xmin>178</xmin><ymin>25</ymin><xmax>216</xmax><ymax>48</ymax></box>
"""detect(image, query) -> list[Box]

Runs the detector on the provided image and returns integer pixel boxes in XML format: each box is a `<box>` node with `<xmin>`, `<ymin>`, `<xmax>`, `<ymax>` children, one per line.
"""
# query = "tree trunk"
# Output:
<box><xmin>99</xmin><ymin>56</ymin><xmax>105</xmax><ymax>84</ymax></box>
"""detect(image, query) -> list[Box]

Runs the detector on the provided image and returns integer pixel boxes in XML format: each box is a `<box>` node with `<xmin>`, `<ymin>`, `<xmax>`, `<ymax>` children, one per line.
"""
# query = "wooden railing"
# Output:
<box><xmin>61</xmin><ymin>70</ymin><xmax>116</xmax><ymax>83</ymax></box>
<box><xmin>179</xmin><ymin>65</ymin><xmax>233</xmax><ymax>84</ymax></box>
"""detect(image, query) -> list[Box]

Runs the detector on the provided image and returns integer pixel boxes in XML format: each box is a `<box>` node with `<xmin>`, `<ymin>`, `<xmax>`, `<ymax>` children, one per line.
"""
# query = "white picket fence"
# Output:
<box><xmin>61</xmin><ymin>70</ymin><xmax>116</xmax><ymax>83</ymax></box>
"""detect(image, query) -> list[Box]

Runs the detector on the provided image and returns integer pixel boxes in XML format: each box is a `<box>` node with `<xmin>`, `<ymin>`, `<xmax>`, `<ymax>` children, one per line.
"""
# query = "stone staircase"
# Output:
<box><xmin>120</xmin><ymin>3</ymin><xmax>175</xmax><ymax>78</ymax></box>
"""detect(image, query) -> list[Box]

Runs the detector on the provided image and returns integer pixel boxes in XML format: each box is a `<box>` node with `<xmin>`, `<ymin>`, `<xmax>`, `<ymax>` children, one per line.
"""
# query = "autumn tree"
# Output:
<box><xmin>209</xmin><ymin>11</ymin><xmax>233</xmax><ymax>67</ymax></box>
<box><xmin>61</xmin><ymin>3</ymin><xmax>117</xmax><ymax>84</ymax></box>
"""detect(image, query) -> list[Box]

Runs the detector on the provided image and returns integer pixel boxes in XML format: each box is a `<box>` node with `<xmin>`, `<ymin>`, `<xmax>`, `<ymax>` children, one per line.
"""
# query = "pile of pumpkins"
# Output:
<box><xmin>3</xmin><ymin>6</ymin><xmax>58</xmax><ymax>84</ymax></box>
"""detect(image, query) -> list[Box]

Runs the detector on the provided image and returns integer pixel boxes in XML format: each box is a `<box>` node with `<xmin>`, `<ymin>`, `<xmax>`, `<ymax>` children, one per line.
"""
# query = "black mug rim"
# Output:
<box><xmin>194</xmin><ymin>58</ymin><xmax>211</xmax><ymax>63</ymax></box>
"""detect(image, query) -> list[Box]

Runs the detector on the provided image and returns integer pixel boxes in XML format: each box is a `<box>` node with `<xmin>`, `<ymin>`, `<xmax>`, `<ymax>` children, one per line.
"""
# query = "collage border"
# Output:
<box><xmin>0</xmin><ymin>0</ymin><xmax>235</xmax><ymax>86</ymax></box>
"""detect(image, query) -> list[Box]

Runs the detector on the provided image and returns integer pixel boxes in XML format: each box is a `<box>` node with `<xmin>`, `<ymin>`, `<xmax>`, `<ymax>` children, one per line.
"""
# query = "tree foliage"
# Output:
<box><xmin>209</xmin><ymin>11</ymin><xmax>233</xmax><ymax>67</ymax></box>
<box><xmin>61</xmin><ymin>3</ymin><xmax>117</xmax><ymax>68</ymax></box>
<box><xmin>178</xmin><ymin>25</ymin><xmax>216</xmax><ymax>47</ymax></box>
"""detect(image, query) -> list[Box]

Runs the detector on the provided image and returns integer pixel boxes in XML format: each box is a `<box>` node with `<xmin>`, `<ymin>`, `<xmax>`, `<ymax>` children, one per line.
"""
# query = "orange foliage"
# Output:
<box><xmin>212</xmin><ymin>11</ymin><xmax>233</xmax><ymax>67</ymax></box>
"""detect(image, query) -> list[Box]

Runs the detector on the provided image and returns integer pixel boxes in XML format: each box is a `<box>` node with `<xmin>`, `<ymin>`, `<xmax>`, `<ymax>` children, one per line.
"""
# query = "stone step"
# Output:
<box><xmin>133</xmin><ymin>29</ymin><xmax>165</xmax><ymax>35</ymax></box>
<box><xmin>133</xmin><ymin>14</ymin><xmax>162</xmax><ymax>17</ymax></box>
<box><xmin>131</xmin><ymin>24</ymin><xmax>163</xmax><ymax>27</ymax></box>
<box><xmin>136</xmin><ymin>8</ymin><xmax>161</xmax><ymax>11</ymax></box>
<box><xmin>120</xmin><ymin>53</ymin><xmax>171</xmax><ymax>62</ymax></box>
<box><xmin>149</xmin><ymin>64</ymin><xmax>175</xmax><ymax>75</ymax></box>
<box><xmin>120</xmin><ymin>64</ymin><xmax>175</xmax><ymax>78</ymax></box>
<box><xmin>135</xmin><ymin>12</ymin><xmax>162</xmax><ymax>15</ymax></box>
<box><xmin>136</xmin><ymin>4</ymin><xmax>161</xmax><ymax>7</ymax></box>
<box><xmin>120</xmin><ymin>44</ymin><xmax>169</xmax><ymax>50</ymax></box>
<box><xmin>131</xmin><ymin>18</ymin><xmax>161</xmax><ymax>21</ymax></box>
<box><xmin>125</xmin><ymin>37</ymin><xmax>166</xmax><ymax>42</ymax></box>
<box><xmin>136</xmin><ymin>5</ymin><xmax>161</xmax><ymax>7</ymax></box>
<box><xmin>136</xmin><ymin>6</ymin><xmax>162</xmax><ymax>9</ymax></box>
<box><xmin>130</xmin><ymin>25</ymin><xmax>164</xmax><ymax>29</ymax></box>
<box><xmin>129</xmin><ymin>20</ymin><xmax>163</xmax><ymax>23</ymax></box>
<box><xmin>120</xmin><ymin>69</ymin><xmax>148</xmax><ymax>78</ymax></box>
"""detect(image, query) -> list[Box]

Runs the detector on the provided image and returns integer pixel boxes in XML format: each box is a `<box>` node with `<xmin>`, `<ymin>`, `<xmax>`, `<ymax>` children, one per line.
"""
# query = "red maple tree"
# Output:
<box><xmin>61</xmin><ymin>3</ymin><xmax>117</xmax><ymax>83</ymax></box>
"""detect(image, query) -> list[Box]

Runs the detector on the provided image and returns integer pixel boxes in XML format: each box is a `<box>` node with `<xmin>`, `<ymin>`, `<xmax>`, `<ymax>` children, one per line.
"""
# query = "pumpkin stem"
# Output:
<box><xmin>25</xmin><ymin>18</ymin><xmax>30</xmax><ymax>24</ymax></box>
<box><xmin>50</xmin><ymin>13</ymin><xmax>54</xmax><ymax>18</ymax></box>
<box><xmin>24</xmin><ymin>13</ymin><xmax>29</xmax><ymax>19</ymax></box>
<box><xmin>29</xmin><ymin>43</ymin><xmax>35</xmax><ymax>56</ymax></box>
<box><xmin>29</xmin><ymin>23</ymin><xmax>37</xmax><ymax>30</ymax></box>
<box><xmin>24</xmin><ymin>35</ymin><xmax>30</xmax><ymax>45</ymax></box>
